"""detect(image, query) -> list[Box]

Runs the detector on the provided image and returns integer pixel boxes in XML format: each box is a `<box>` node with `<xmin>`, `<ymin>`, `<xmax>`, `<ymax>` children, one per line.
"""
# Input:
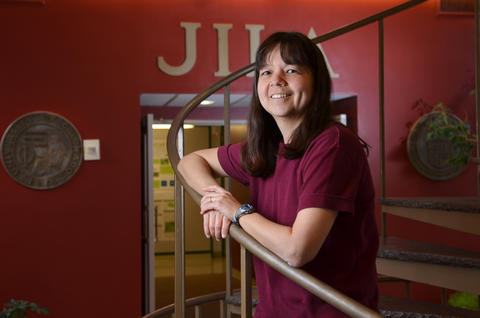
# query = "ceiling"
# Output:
<box><xmin>140</xmin><ymin>93</ymin><xmax>252</xmax><ymax>107</ymax></box>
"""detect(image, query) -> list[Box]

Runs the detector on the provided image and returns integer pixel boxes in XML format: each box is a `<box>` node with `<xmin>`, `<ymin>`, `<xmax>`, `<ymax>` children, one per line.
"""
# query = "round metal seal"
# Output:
<box><xmin>407</xmin><ymin>112</ymin><xmax>468</xmax><ymax>181</ymax></box>
<box><xmin>1</xmin><ymin>112</ymin><xmax>83</xmax><ymax>190</ymax></box>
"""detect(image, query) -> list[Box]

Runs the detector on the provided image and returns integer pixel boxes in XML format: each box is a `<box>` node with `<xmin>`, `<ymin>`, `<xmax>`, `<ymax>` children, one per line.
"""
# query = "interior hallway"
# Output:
<box><xmin>155</xmin><ymin>253</ymin><xmax>241</xmax><ymax>316</ymax></box>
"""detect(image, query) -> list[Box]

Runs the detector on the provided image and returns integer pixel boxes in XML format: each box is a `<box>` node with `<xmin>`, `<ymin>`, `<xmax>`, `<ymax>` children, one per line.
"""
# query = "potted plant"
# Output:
<box><xmin>0</xmin><ymin>299</ymin><xmax>49</xmax><ymax>318</ymax></box>
<box><xmin>426</xmin><ymin>102</ymin><xmax>476</xmax><ymax>166</ymax></box>
<box><xmin>407</xmin><ymin>98</ymin><xmax>476</xmax><ymax>181</ymax></box>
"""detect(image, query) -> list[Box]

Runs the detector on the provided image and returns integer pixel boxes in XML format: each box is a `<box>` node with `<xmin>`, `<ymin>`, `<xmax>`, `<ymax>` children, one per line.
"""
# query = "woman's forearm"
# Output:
<box><xmin>237</xmin><ymin>208</ymin><xmax>337</xmax><ymax>268</ymax></box>
<box><xmin>238</xmin><ymin>213</ymin><xmax>301</xmax><ymax>265</ymax></box>
<box><xmin>201</xmin><ymin>185</ymin><xmax>336</xmax><ymax>267</ymax></box>
<box><xmin>179</xmin><ymin>151</ymin><xmax>233</xmax><ymax>240</ymax></box>
<box><xmin>177</xmin><ymin>152</ymin><xmax>219</xmax><ymax>195</ymax></box>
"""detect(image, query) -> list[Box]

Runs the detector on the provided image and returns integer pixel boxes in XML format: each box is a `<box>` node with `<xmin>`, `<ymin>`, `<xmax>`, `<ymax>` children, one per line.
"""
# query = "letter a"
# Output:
<box><xmin>157</xmin><ymin>22</ymin><xmax>201</xmax><ymax>76</ymax></box>
<box><xmin>307</xmin><ymin>27</ymin><xmax>339</xmax><ymax>78</ymax></box>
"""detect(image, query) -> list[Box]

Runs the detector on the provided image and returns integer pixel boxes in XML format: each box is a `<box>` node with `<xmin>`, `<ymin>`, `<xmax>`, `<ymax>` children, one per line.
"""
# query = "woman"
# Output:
<box><xmin>178</xmin><ymin>31</ymin><xmax>379</xmax><ymax>318</ymax></box>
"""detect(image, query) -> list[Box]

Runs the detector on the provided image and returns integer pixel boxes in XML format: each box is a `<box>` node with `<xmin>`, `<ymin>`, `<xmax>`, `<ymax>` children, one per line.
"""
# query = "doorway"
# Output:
<box><xmin>142</xmin><ymin>116</ymin><xmax>248</xmax><ymax>314</ymax></box>
<box><xmin>152</xmin><ymin>125</ymin><xmax>221</xmax><ymax>254</ymax></box>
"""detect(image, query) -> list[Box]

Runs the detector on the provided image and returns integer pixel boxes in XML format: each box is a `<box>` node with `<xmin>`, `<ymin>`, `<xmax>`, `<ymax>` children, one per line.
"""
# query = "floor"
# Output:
<box><xmin>154</xmin><ymin>253</ymin><xmax>241</xmax><ymax>317</ymax></box>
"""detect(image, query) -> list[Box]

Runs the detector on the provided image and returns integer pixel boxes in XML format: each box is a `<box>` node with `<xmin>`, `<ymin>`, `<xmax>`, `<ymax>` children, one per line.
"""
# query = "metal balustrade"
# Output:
<box><xmin>142</xmin><ymin>1</ymin><xmax>447</xmax><ymax>317</ymax></box>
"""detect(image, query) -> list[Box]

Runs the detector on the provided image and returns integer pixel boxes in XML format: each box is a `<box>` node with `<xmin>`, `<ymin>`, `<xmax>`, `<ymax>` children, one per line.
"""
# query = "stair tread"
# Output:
<box><xmin>379</xmin><ymin>295</ymin><xmax>480</xmax><ymax>318</ymax></box>
<box><xmin>378</xmin><ymin>237</ymin><xmax>480</xmax><ymax>269</ymax></box>
<box><xmin>225</xmin><ymin>287</ymin><xmax>259</xmax><ymax>306</ymax></box>
<box><xmin>380</xmin><ymin>197</ymin><xmax>480</xmax><ymax>214</ymax></box>
<box><xmin>225</xmin><ymin>291</ymin><xmax>479</xmax><ymax>317</ymax></box>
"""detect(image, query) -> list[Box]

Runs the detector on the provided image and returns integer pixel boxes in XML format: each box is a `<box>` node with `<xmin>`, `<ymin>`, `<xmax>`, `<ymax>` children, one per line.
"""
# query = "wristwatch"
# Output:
<box><xmin>233</xmin><ymin>203</ymin><xmax>255</xmax><ymax>226</ymax></box>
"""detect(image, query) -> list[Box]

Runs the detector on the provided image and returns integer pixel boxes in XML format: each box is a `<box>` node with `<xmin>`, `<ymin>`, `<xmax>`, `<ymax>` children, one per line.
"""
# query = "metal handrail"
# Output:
<box><xmin>165</xmin><ymin>1</ymin><xmax>427</xmax><ymax>317</ymax></box>
<box><xmin>167</xmin><ymin>0</ymin><xmax>427</xmax><ymax>186</ymax></box>
<box><xmin>143</xmin><ymin>291</ymin><xmax>227</xmax><ymax>318</ymax></box>
<box><xmin>167</xmin><ymin>0</ymin><xmax>428</xmax><ymax>202</ymax></box>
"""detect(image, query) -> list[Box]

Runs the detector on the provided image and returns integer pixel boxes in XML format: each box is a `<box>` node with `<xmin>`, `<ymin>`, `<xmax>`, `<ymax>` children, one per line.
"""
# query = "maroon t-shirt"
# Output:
<box><xmin>218</xmin><ymin>124</ymin><xmax>379</xmax><ymax>318</ymax></box>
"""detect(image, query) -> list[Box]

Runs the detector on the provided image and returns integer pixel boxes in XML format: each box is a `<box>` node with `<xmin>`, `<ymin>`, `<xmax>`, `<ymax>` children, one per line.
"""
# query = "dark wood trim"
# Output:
<box><xmin>438</xmin><ymin>0</ymin><xmax>474</xmax><ymax>15</ymax></box>
<box><xmin>0</xmin><ymin>0</ymin><xmax>44</xmax><ymax>4</ymax></box>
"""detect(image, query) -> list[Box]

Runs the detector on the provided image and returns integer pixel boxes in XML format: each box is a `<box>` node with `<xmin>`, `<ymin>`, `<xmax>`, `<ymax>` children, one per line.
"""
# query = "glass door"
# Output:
<box><xmin>141</xmin><ymin>114</ymin><xmax>155</xmax><ymax>314</ymax></box>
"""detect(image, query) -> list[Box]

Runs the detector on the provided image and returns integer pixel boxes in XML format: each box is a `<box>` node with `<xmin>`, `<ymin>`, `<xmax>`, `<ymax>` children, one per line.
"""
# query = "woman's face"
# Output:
<box><xmin>257</xmin><ymin>45</ymin><xmax>314</xmax><ymax>126</ymax></box>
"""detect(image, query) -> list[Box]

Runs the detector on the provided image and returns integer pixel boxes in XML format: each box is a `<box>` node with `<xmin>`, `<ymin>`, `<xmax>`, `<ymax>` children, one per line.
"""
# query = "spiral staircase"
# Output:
<box><xmin>143</xmin><ymin>0</ymin><xmax>480</xmax><ymax>317</ymax></box>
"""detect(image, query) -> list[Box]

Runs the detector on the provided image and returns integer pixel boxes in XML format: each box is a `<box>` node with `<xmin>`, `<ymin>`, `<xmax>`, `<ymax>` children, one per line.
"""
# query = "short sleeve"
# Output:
<box><xmin>297</xmin><ymin>126</ymin><xmax>369</xmax><ymax>215</ymax></box>
<box><xmin>217</xmin><ymin>143</ymin><xmax>250</xmax><ymax>186</ymax></box>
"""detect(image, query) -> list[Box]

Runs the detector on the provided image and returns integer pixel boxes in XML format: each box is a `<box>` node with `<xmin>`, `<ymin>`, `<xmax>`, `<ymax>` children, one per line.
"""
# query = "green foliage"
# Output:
<box><xmin>448</xmin><ymin>292</ymin><xmax>479</xmax><ymax>311</ymax></box>
<box><xmin>426</xmin><ymin>103</ymin><xmax>476</xmax><ymax>166</ymax></box>
<box><xmin>0</xmin><ymin>299</ymin><xmax>49</xmax><ymax>318</ymax></box>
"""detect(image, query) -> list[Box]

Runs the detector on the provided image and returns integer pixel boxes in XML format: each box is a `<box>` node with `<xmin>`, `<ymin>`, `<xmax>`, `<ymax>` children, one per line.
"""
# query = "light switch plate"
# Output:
<box><xmin>83</xmin><ymin>139</ymin><xmax>101</xmax><ymax>160</ymax></box>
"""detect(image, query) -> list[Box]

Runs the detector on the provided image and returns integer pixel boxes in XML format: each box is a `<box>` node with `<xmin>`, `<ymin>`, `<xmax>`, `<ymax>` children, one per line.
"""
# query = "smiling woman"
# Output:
<box><xmin>177</xmin><ymin>31</ymin><xmax>379</xmax><ymax>318</ymax></box>
<box><xmin>257</xmin><ymin>47</ymin><xmax>314</xmax><ymax>142</ymax></box>
<box><xmin>244</xmin><ymin>31</ymin><xmax>333</xmax><ymax>178</ymax></box>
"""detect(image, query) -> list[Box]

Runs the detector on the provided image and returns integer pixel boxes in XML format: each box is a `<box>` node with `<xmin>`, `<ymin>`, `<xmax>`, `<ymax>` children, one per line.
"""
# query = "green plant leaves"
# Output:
<box><xmin>0</xmin><ymin>299</ymin><xmax>49</xmax><ymax>318</ymax></box>
<box><xmin>426</xmin><ymin>103</ymin><xmax>475</xmax><ymax>166</ymax></box>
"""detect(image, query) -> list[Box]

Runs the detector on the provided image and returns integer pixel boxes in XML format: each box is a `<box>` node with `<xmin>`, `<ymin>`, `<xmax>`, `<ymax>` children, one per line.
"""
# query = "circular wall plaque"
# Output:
<box><xmin>407</xmin><ymin>112</ymin><xmax>468</xmax><ymax>181</ymax></box>
<box><xmin>1</xmin><ymin>112</ymin><xmax>83</xmax><ymax>190</ymax></box>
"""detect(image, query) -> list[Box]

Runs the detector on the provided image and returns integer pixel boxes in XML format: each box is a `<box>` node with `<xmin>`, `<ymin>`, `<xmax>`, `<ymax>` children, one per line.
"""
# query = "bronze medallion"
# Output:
<box><xmin>1</xmin><ymin>112</ymin><xmax>83</xmax><ymax>190</ymax></box>
<box><xmin>407</xmin><ymin>112</ymin><xmax>467</xmax><ymax>181</ymax></box>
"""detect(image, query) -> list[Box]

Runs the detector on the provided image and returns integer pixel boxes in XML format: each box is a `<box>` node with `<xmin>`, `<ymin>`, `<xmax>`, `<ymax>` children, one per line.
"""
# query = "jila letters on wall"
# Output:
<box><xmin>157</xmin><ymin>22</ymin><xmax>339</xmax><ymax>79</ymax></box>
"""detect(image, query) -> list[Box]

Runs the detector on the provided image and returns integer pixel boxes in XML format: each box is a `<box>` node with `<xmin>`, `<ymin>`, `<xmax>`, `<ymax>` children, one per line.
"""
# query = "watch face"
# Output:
<box><xmin>241</xmin><ymin>204</ymin><xmax>253</xmax><ymax>212</ymax></box>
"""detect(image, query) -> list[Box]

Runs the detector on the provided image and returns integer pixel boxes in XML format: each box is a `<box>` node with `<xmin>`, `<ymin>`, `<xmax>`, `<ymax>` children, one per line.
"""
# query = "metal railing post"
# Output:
<box><xmin>378</xmin><ymin>18</ymin><xmax>387</xmax><ymax>239</ymax></box>
<box><xmin>240</xmin><ymin>246</ymin><xmax>253</xmax><ymax>318</ymax></box>
<box><xmin>223</xmin><ymin>85</ymin><xmax>234</xmax><ymax>318</ymax></box>
<box><xmin>174</xmin><ymin>127</ymin><xmax>186</xmax><ymax>318</ymax></box>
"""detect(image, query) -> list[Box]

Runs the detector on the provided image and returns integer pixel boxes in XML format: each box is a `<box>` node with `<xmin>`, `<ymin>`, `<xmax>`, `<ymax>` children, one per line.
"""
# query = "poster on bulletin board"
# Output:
<box><xmin>153</xmin><ymin>129</ymin><xmax>175</xmax><ymax>243</ymax></box>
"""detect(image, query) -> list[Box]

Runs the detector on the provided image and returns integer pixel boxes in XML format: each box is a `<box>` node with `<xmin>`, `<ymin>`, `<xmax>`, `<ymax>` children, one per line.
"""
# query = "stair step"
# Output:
<box><xmin>225</xmin><ymin>290</ymin><xmax>480</xmax><ymax>317</ymax></box>
<box><xmin>377</xmin><ymin>237</ymin><xmax>480</xmax><ymax>294</ymax></box>
<box><xmin>379</xmin><ymin>295</ymin><xmax>480</xmax><ymax>318</ymax></box>
<box><xmin>380</xmin><ymin>197</ymin><xmax>480</xmax><ymax>235</ymax></box>
<box><xmin>378</xmin><ymin>237</ymin><xmax>480</xmax><ymax>268</ymax></box>
<box><xmin>225</xmin><ymin>288</ymin><xmax>259</xmax><ymax>315</ymax></box>
<box><xmin>381</xmin><ymin>197</ymin><xmax>480</xmax><ymax>213</ymax></box>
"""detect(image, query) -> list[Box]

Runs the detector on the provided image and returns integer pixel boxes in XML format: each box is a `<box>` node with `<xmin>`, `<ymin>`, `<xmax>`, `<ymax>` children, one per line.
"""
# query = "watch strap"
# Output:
<box><xmin>233</xmin><ymin>203</ymin><xmax>255</xmax><ymax>226</ymax></box>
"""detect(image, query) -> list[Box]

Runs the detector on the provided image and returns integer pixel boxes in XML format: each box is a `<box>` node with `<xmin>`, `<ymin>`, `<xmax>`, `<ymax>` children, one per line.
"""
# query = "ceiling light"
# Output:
<box><xmin>152</xmin><ymin>124</ymin><xmax>194</xmax><ymax>130</ymax></box>
<box><xmin>200</xmin><ymin>100</ymin><xmax>215</xmax><ymax>105</ymax></box>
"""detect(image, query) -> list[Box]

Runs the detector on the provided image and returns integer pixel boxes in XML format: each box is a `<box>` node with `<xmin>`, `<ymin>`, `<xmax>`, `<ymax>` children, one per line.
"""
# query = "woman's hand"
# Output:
<box><xmin>200</xmin><ymin>185</ymin><xmax>242</xmax><ymax>240</ymax></box>
<box><xmin>177</xmin><ymin>148</ymin><xmax>233</xmax><ymax>240</ymax></box>
<box><xmin>201</xmin><ymin>211</ymin><xmax>231</xmax><ymax>241</ymax></box>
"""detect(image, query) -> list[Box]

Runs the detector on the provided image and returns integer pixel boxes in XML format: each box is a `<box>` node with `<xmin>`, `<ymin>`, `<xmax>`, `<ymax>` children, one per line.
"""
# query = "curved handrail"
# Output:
<box><xmin>165</xmin><ymin>1</ymin><xmax>427</xmax><ymax>317</ymax></box>
<box><xmin>167</xmin><ymin>62</ymin><xmax>254</xmax><ymax>204</ymax></box>
<box><xmin>167</xmin><ymin>0</ymin><xmax>427</xmax><ymax>191</ymax></box>
<box><xmin>143</xmin><ymin>291</ymin><xmax>227</xmax><ymax>318</ymax></box>
<box><xmin>166</xmin><ymin>0</ymin><xmax>428</xmax><ymax>201</ymax></box>
<box><xmin>229</xmin><ymin>226</ymin><xmax>380</xmax><ymax>318</ymax></box>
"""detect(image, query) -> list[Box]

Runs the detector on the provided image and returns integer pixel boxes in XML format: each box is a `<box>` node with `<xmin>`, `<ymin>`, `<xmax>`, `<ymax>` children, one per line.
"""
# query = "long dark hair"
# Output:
<box><xmin>241</xmin><ymin>31</ymin><xmax>333</xmax><ymax>178</ymax></box>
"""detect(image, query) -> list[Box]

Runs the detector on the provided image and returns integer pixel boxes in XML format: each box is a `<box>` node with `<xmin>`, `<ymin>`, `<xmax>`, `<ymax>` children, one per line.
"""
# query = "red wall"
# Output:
<box><xmin>0</xmin><ymin>1</ymin><xmax>144</xmax><ymax>317</ymax></box>
<box><xmin>0</xmin><ymin>0</ymin><xmax>477</xmax><ymax>317</ymax></box>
